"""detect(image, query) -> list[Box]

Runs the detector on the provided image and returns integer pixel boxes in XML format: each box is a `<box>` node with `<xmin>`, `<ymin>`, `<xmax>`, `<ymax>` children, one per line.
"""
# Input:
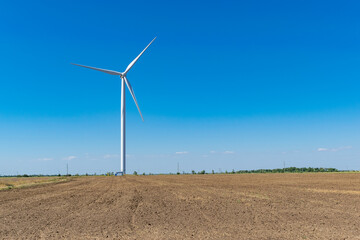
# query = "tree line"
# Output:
<box><xmin>188</xmin><ymin>167</ymin><xmax>339</xmax><ymax>175</ymax></box>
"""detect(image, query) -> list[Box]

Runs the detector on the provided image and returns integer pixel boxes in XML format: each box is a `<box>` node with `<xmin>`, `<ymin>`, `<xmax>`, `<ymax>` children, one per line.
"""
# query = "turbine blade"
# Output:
<box><xmin>124</xmin><ymin>37</ymin><xmax>156</xmax><ymax>75</ymax></box>
<box><xmin>71</xmin><ymin>63</ymin><xmax>122</xmax><ymax>75</ymax></box>
<box><xmin>124</xmin><ymin>76</ymin><xmax>144</xmax><ymax>121</ymax></box>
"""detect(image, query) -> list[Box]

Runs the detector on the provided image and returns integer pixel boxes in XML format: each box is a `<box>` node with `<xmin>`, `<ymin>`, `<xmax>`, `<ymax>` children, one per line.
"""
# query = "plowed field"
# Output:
<box><xmin>1</xmin><ymin>173</ymin><xmax>360</xmax><ymax>239</ymax></box>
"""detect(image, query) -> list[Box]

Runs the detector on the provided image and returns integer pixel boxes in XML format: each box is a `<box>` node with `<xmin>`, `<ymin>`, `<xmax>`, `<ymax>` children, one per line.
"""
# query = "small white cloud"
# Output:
<box><xmin>317</xmin><ymin>148</ymin><xmax>328</xmax><ymax>152</ymax></box>
<box><xmin>317</xmin><ymin>146</ymin><xmax>352</xmax><ymax>152</ymax></box>
<box><xmin>64</xmin><ymin>156</ymin><xmax>77</xmax><ymax>161</ymax></box>
<box><xmin>103</xmin><ymin>154</ymin><xmax>118</xmax><ymax>159</ymax></box>
<box><xmin>210</xmin><ymin>150</ymin><xmax>216</xmax><ymax>154</ymax></box>
<box><xmin>175</xmin><ymin>151</ymin><xmax>188</xmax><ymax>154</ymax></box>
<box><xmin>224</xmin><ymin>151</ymin><xmax>235</xmax><ymax>154</ymax></box>
<box><xmin>37</xmin><ymin>157</ymin><xmax>53</xmax><ymax>161</ymax></box>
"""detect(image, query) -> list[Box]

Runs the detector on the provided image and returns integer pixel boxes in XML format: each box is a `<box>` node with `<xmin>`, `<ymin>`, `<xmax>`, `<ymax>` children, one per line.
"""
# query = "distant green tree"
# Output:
<box><xmin>133</xmin><ymin>171</ymin><xmax>138</xmax><ymax>176</ymax></box>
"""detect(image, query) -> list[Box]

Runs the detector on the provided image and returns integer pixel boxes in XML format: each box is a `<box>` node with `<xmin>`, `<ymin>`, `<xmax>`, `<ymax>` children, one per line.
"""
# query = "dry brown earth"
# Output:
<box><xmin>1</xmin><ymin>173</ymin><xmax>360</xmax><ymax>239</ymax></box>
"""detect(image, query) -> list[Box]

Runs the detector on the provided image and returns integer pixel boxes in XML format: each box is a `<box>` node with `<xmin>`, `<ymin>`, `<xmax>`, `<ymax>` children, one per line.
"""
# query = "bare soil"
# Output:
<box><xmin>1</xmin><ymin>173</ymin><xmax>360</xmax><ymax>239</ymax></box>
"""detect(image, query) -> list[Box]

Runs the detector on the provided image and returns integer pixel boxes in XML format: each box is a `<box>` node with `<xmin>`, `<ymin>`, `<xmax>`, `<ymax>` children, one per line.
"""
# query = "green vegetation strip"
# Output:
<box><xmin>0</xmin><ymin>176</ymin><xmax>71</xmax><ymax>191</ymax></box>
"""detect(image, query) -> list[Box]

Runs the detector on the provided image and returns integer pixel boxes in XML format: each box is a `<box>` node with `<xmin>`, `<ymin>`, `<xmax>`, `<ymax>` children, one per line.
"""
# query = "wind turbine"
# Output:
<box><xmin>72</xmin><ymin>37</ymin><xmax>156</xmax><ymax>175</ymax></box>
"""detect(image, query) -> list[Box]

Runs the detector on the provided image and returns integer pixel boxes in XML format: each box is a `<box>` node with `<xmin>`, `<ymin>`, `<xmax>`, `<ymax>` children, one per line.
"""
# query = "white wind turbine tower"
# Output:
<box><xmin>72</xmin><ymin>37</ymin><xmax>156</xmax><ymax>175</ymax></box>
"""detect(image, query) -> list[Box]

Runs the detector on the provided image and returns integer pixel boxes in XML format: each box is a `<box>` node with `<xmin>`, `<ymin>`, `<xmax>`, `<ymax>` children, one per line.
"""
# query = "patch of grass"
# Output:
<box><xmin>0</xmin><ymin>176</ymin><xmax>71</xmax><ymax>191</ymax></box>
<box><xmin>5</xmin><ymin>183</ymin><xmax>14</xmax><ymax>189</ymax></box>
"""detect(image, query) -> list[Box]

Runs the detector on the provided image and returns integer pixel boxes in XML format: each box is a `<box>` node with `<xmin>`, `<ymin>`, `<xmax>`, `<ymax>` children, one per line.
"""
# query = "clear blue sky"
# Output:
<box><xmin>1</xmin><ymin>0</ymin><xmax>360</xmax><ymax>175</ymax></box>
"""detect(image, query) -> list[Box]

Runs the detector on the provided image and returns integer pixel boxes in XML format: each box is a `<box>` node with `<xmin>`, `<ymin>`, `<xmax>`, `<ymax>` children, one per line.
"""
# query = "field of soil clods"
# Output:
<box><xmin>1</xmin><ymin>173</ymin><xmax>360</xmax><ymax>239</ymax></box>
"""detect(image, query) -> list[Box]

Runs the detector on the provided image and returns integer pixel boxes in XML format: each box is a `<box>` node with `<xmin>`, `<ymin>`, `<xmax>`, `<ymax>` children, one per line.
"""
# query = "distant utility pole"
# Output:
<box><xmin>177</xmin><ymin>162</ymin><xmax>180</xmax><ymax>173</ymax></box>
<box><xmin>283</xmin><ymin>161</ymin><xmax>286</xmax><ymax>173</ymax></box>
<box><xmin>67</xmin><ymin>163</ymin><xmax>68</xmax><ymax>176</ymax></box>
